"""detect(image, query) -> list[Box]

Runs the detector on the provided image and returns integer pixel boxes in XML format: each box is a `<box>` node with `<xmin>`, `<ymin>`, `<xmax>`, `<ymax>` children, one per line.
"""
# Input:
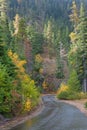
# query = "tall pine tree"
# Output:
<box><xmin>76</xmin><ymin>3</ymin><xmax>87</xmax><ymax>91</ymax></box>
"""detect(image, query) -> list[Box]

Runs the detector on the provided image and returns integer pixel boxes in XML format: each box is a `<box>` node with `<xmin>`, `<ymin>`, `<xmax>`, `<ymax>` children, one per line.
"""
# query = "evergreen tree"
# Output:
<box><xmin>27</xmin><ymin>26</ymin><xmax>43</xmax><ymax>56</ymax></box>
<box><xmin>0</xmin><ymin>26</ymin><xmax>5</xmax><ymax>58</ymax></box>
<box><xmin>44</xmin><ymin>20</ymin><xmax>55</xmax><ymax>57</ymax></box>
<box><xmin>55</xmin><ymin>30</ymin><xmax>64</xmax><ymax>78</ymax></box>
<box><xmin>18</xmin><ymin>18</ymin><xmax>27</xmax><ymax>41</ymax></box>
<box><xmin>76</xmin><ymin>3</ymin><xmax>87</xmax><ymax>91</ymax></box>
<box><xmin>69</xmin><ymin>0</ymin><xmax>79</xmax><ymax>32</ymax></box>
<box><xmin>68</xmin><ymin>2</ymin><xmax>87</xmax><ymax>91</ymax></box>
<box><xmin>68</xmin><ymin>69</ymin><xmax>81</xmax><ymax>92</ymax></box>
<box><xmin>0</xmin><ymin>0</ymin><xmax>12</xmax><ymax>47</ymax></box>
<box><xmin>69</xmin><ymin>0</ymin><xmax>79</xmax><ymax>44</ymax></box>
<box><xmin>13</xmin><ymin>15</ymin><xmax>27</xmax><ymax>58</ymax></box>
<box><xmin>0</xmin><ymin>0</ymin><xmax>7</xmax><ymax>20</ymax></box>
<box><xmin>0</xmin><ymin>0</ymin><xmax>16</xmax><ymax>78</ymax></box>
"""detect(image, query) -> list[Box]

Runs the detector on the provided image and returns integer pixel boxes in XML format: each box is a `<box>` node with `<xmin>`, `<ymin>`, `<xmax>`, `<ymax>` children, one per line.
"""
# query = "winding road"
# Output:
<box><xmin>11</xmin><ymin>95</ymin><xmax>87</xmax><ymax>130</ymax></box>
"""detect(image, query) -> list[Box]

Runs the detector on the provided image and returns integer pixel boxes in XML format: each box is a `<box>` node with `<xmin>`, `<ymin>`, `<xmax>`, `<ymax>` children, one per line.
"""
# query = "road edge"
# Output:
<box><xmin>0</xmin><ymin>98</ymin><xmax>44</xmax><ymax>130</ymax></box>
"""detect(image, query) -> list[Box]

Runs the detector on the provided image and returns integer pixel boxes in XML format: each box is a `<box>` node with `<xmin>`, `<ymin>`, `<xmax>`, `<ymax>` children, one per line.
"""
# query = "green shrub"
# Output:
<box><xmin>57</xmin><ymin>88</ymin><xmax>87</xmax><ymax>100</ymax></box>
<box><xmin>57</xmin><ymin>82</ymin><xmax>82</xmax><ymax>100</ymax></box>
<box><xmin>58</xmin><ymin>91</ymin><xmax>81</xmax><ymax>100</ymax></box>
<box><xmin>67</xmin><ymin>92</ymin><xmax>81</xmax><ymax>100</ymax></box>
<box><xmin>57</xmin><ymin>83</ymin><xmax>70</xmax><ymax>99</ymax></box>
<box><xmin>57</xmin><ymin>91</ymin><xmax>69</xmax><ymax>100</ymax></box>
<box><xmin>79</xmin><ymin>92</ymin><xmax>87</xmax><ymax>99</ymax></box>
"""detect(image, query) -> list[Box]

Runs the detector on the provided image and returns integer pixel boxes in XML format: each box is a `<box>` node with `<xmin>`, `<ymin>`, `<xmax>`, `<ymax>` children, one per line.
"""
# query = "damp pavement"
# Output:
<box><xmin>11</xmin><ymin>95</ymin><xmax>87</xmax><ymax>130</ymax></box>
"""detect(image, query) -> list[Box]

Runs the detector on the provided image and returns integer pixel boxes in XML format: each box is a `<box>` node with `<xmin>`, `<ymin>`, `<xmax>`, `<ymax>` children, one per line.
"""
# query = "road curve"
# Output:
<box><xmin>11</xmin><ymin>95</ymin><xmax>87</xmax><ymax>130</ymax></box>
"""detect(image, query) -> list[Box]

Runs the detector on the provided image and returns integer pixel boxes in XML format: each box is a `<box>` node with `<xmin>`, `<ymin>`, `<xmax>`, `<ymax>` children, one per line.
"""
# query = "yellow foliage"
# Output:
<box><xmin>69</xmin><ymin>32</ymin><xmax>77</xmax><ymax>43</ymax></box>
<box><xmin>57</xmin><ymin>83</ymin><xmax>69</xmax><ymax>95</ymax></box>
<box><xmin>8</xmin><ymin>50</ymin><xmax>39</xmax><ymax>112</ymax></box>
<box><xmin>30</xmin><ymin>80</ymin><xmax>35</xmax><ymax>85</ymax></box>
<box><xmin>69</xmin><ymin>45</ymin><xmax>78</xmax><ymax>55</ymax></box>
<box><xmin>24</xmin><ymin>99</ymin><xmax>32</xmax><ymax>112</ymax></box>
<box><xmin>22</xmin><ymin>74</ymin><xmax>30</xmax><ymax>83</ymax></box>
<box><xmin>42</xmin><ymin>81</ymin><xmax>48</xmax><ymax>89</ymax></box>
<box><xmin>39</xmin><ymin>68</ymin><xmax>43</xmax><ymax>74</ymax></box>
<box><xmin>8</xmin><ymin>50</ymin><xmax>26</xmax><ymax>74</ymax></box>
<box><xmin>79</xmin><ymin>69</ymin><xmax>83</xmax><ymax>73</ymax></box>
<box><xmin>35</xmin><ymin>54</ymin><xmax>43</xmax><ymax>63</ymax></box>
<box><xmin>8</xmin><ymin>49</ymin><xmax>13</xmax><ymax>57</ymax></box>
<box><xmin>13</xmin><ymin>14</ymin><xmax>20</xmax><ymax>35</ymax></box>
<box><xmin>69</xmin><ymin>1</ymin><xmax>79</xmax><ymax>27</ymax></box>
<box><xmin>78</xmin><ymin>92</ymin><xmax>87</xmax><ymax>99</ymax></box>
<box><xmin>80</xmin><ymin>92</ymin><xmax>85</xmax><ymax>96</ymax></box>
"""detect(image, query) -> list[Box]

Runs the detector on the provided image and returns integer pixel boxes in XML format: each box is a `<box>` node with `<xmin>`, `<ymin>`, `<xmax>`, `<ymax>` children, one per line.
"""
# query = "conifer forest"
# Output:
<box><xmin>0</xmin><ymin>1</ymin><xmax>87</xmax><ymax>129</ymax></box>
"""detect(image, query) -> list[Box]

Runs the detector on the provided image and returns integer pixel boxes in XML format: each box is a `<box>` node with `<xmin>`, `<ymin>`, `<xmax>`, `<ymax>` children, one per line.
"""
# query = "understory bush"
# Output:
<box><xmin>57</xmin><ymin>69</ymin><xmax>83</xmax><ymax>100</ymax></box>
<box><xmin>57</xmin><ymin>88</ymin><xmax>81</xmax><ymax>100</ymax></box>
<box><xmin>57</xmin><ymin>83</ymin><xmax>87</xmax><ymax>100</ymax></box>
<box><xmin>57</xmin><ymin>83</ymin><xmax>69</xmax><ymax>99</ymax></box>
<box><xmin>57</xmin><ymin>91</ymin><xmax>69</xmax><ymax>99</ymax></box>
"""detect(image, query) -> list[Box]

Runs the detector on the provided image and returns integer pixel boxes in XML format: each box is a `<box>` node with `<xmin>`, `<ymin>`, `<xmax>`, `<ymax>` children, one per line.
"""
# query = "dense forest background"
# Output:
<box><xmin>0</xmin><ymin>0</ymin><xmax>87</xmax><ymax>118</ymax></box>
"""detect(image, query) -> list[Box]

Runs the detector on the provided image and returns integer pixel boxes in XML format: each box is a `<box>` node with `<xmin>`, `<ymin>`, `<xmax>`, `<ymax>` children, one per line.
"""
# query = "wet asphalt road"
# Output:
<box><xmin>11</xmin><ymin>95</ymin><xmax>87</xmax><ymax>130</ymax></box>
